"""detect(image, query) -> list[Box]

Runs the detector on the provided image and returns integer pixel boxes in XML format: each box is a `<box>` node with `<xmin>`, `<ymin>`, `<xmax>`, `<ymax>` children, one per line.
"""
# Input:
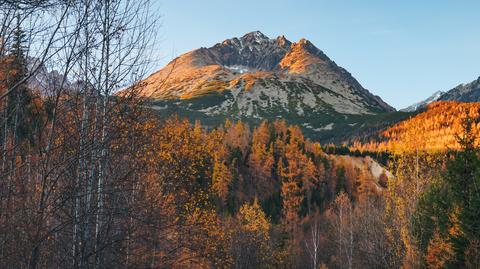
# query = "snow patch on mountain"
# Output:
<box><xmin>313</xmin><ymin>123</ymin><xmax>334</xmax><ymax>132</ymax></box>
<box><xmin>150</xmin><ymin>104</ymin><xmax>168</xmax><ymax>110</ymax></box>
<box><xmin>225</xmin><ymin>65</ymin><xmax>254</xmax><ymax>74</ymax></box>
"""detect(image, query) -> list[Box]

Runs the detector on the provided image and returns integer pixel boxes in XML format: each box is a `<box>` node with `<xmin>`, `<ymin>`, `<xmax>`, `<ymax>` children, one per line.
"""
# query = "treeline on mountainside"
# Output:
<box><xmin>322</xmin><ymin>144</ymin><xmax>391</xmax><ymax>166</ymax></box>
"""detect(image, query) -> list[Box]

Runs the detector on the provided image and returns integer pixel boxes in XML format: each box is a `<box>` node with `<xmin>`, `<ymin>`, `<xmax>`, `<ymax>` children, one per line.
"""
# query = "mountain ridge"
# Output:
<box><xmin>438</xmin><ymin>76</ymin><xmax>480</xmax><ymax>102</ymax></box>
<box><xmin>402</xmin><ymin>76</ymin><xmax>480</xmax><ymax>112</ymax></box>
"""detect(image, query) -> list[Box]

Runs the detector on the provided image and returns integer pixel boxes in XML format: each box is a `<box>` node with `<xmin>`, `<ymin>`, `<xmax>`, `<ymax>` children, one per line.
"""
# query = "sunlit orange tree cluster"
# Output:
<box><xmin>351</xmin><ymin>101</ymin><xmax>480</xmax><ymax>154</ymax></box>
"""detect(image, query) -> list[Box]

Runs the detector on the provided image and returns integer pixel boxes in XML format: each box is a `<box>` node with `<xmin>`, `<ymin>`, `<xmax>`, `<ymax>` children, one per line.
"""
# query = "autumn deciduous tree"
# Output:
<box><xmin>249</xmin><ymin>121</ymin><xmax>275</xmax><ymax>199</ymax></box>
<box><xmin>224</xmin><ymin>120</ymin><xmax>250</xmax><ymax>160</ymax></box>
<box><xmin>329</xmin><ymin>192</ymin><xmax>354</xmax><ymax>269</ymax></box>
<box><xmin>425</xmin><ymin>230</ymin><xmax>454</xmax><ymax>269</ymax></box>
<box><xmin>281</xmin><ymin>180</ymin><xmax>303</xmax><ymax>232</ymax></box>
<box><xmin>0</xmin><ymin>1</ymin><xmax>161</xmax><ymax>268</ymax></box>
<box><xmin>304</xmin><ymin>214</ymin><xmax>322</xmax><ymax>269</ymax></box>
<box><xmin>231</xmin><ymin>199</ymin><xmax>275</xmax><ymax>269</ymax></box>
<box><xmin>213</xmin><ymin>157</ymin><xmax>233</xmax><ymax>203</ymax></box>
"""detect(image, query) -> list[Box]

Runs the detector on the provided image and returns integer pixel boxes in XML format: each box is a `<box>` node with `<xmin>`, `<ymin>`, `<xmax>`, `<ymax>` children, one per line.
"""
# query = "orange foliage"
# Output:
<box><xmin>425</xmin><ymin>231</ymin><xmax>454</xmax><ymax>269</ymax></box>
<box><xmin>248</xmin><ymin>122</ymin><xmax>275</xmax><ymax>198</ymax></box>
<box><xmin>353</xmin><ymin>101</ymin><xmax>480</xmax><ymax>153</ymax></box>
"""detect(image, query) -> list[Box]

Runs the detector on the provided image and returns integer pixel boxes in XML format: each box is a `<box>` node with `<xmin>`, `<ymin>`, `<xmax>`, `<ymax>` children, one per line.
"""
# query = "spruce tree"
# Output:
<box><xmin>8</xmin><ymin>14</ymin><xmax>34</xmax><ymax>144</ymax></box>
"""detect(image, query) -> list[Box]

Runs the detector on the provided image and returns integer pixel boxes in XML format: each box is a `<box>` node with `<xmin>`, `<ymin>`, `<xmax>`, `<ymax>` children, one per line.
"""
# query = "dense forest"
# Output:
<box><xmin>1</xmin><ymin>1</ymin><xmax>480</xmax><ymax>269</ymax></box>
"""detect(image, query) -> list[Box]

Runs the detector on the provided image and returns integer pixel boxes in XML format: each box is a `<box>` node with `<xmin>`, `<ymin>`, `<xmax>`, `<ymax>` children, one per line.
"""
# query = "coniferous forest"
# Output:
<box><xmin>1</xmin><ymin>1</ymin><xmax>480</xmax><ymax>269</ymax></box>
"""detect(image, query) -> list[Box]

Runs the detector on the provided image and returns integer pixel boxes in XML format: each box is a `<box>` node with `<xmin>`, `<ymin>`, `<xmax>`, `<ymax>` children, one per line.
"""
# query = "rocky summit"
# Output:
<box><xmin>140</xmin><ymin>31</ymin><xmax>397</xmax><ymax>142</ymax></box>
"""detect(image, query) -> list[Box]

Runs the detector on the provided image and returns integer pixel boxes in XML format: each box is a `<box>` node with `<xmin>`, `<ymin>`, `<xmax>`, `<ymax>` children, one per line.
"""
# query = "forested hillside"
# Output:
<box><xmin>352</xmin><ymin>101</ymin><xmax>480</xmax><ymax>153</ymax></box>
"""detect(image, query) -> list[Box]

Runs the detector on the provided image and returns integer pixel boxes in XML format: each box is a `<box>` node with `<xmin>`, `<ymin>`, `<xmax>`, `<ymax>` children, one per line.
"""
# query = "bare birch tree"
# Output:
<box><xmin>0</xmin><ymin>0</ymin><xmax>160</xmax><ymax>268</ymax></box>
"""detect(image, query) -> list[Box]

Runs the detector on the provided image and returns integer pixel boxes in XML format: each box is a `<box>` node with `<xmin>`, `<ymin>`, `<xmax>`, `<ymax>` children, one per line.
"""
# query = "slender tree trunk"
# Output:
<box><xmin>95</xmin><ymin>1</ymin><xmax>111</xmax><ymax>267</ymax></box>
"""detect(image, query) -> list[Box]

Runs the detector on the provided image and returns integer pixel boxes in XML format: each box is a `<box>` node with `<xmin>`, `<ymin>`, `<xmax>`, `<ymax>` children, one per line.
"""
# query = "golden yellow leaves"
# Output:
<box><xmin>212</xmin><ymin>159</ymin><xmax>232</xmax><ymax>202</ymax></box>
<box><xmin>238</xmin><ymin>199</ymin><xmax>271</xmax><ymax>237</ymax></box>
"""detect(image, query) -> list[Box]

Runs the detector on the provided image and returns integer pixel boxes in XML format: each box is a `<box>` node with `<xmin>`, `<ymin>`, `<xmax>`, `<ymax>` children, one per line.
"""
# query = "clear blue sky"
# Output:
<box><xmin>152</xmin><ymin>0</ymin><xmax>480</xmax><ymax>110</ymax></box>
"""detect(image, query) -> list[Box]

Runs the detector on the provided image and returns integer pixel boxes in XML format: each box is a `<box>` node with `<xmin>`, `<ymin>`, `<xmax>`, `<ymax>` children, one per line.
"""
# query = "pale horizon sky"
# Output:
<box><xmin>151</xmin><ymin>0</ymin><xmax>480</xmax><ymax>110</ymax></box>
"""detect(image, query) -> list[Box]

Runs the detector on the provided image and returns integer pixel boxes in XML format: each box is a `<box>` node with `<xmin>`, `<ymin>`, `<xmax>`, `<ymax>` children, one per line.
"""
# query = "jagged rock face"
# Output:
<box><xmin>209</xmin><ymin>31</ymin><xmax>291</xmax><ymax>71</ymax></box>
<box><xmin>438</xmin><ymin>76</ymin><xmax>480</xmax><ymax>102</ymax></box>
<box><xmin>26</xmin><ymin>57</ymin><xmax>73</xmax><ymax>96</ymax></box>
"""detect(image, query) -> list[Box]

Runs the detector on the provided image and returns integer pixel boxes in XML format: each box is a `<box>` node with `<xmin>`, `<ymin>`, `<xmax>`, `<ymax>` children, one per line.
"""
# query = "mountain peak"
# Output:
<box><xmin>294</xmin><ymin>38</ymin><xmax>320</xmax><ymax>55</ymax></box>
<box><xmin>276</xmin><ymin>35</ymin><xmax>291</xmax><ymax>47</ymax></box>
<box><xmin>140</xmin><ymin>31</ymin><xmax>395</xmax><ymax>115</ymax></box>
<box><xmin>241</xmin><ymin>31</ymin><xmax>269</xmax><ymax>42</ymax></box>
<box><xmin>298</xmin><ymin>38</ymin><xmax>309</xmax><ymax>44</ymax></box>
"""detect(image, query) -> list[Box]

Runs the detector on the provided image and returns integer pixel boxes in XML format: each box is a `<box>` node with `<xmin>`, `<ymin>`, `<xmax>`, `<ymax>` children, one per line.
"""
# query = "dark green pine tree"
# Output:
<box><xmin>335</xmin><ymin>166</ymin><xmax>347</xmax><ymax>194</ymax></box>
<box><xmin>446</xmin><ymin>115</ymin><xmax>480</xmax><ymax>268</ymax></box>
<box><xmin>413</xmin><ymin>113</ymin><xmax>480</xmax><ymax>268</ymax></box>
<box><xmin>7</xmin><ymin>15</ymin><xmax>35</xmax><ymax>144</ymax></box>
